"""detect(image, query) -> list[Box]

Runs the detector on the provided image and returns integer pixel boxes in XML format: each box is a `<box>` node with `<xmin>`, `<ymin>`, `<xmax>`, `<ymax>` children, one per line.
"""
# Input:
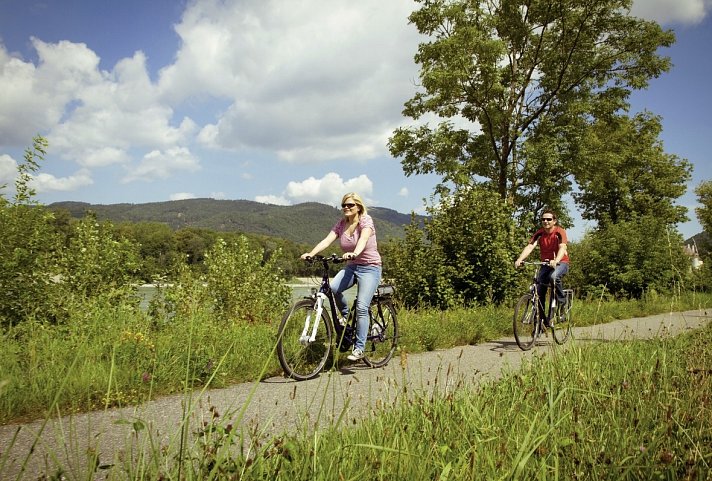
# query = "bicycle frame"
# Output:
<box><xmin>514</xmin><ymin>261</ymin><xmax>573</xmax><ymax>350</ymax></box>
<box><xmin>299</xmin><ymin>254</ymin><xmax>393</xmax><ymax>348</ymax></box>
<box><xmin>525</xmin><ymin>261</ymin><xmax>561</xmax><ymax>325</ymax></box>
<box><xmin>299</xmin><ymin>255</ymin><xmax>346</xmax><ymax>344</ymax></box>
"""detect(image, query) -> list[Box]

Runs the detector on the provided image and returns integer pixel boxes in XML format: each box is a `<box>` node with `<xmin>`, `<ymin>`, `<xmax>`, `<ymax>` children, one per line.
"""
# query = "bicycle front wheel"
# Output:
<box><xmin>513</xmin><ymin>293</ymin><xmax>539</xmax><ymax>351</ymax></box>
<box><xmin>552</xmin><ymin>301</ymin><xmax>572</xmax><ymax>345</ymax></box>
<box><xmin>277</xmin><ymin>299</ymin><xmax>333</xmax><ymax>380</ymax></box>
<box><xmin>364</xmin><ymin>301</ymin><xmax>398</xmax><ymax>368</ymax></box>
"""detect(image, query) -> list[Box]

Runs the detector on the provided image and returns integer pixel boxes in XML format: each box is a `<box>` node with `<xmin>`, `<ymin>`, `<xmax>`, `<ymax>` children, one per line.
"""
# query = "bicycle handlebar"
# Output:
<box><xmin>303</xmin><ymin>254</ymin><xmax>345</xmax><ymax>265</ymax></box>
<box><xmin>518</xmin><ymin>260</ymin><xmax>561</xmax><ymax>268</ymax></box>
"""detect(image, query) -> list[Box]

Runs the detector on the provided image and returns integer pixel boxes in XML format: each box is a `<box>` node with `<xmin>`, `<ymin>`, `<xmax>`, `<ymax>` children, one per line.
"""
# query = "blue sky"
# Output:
<box><xmin>1</xmin><ymin>0</ymin><xmax>710</xmax><ymax>241</ymax></box>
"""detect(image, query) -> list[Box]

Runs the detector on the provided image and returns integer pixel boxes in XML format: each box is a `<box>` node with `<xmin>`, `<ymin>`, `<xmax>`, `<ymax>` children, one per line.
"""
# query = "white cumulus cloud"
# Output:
<box><xmin>1</xmin><ymin>37</ymin><xmax>200</xmax><ymax>190</ymax></box>
<box><xmin>123</xmin><ymin>147</ymin><xmax>200</xmax><ymax>183</ymax></box>
<box><xmin>29</xmin><ymin>169</ymin><xmax>93</xmax><ymax>192</ymax></box>
<box><xmin>168</xmin><ymin>0</ymin><xmax>420</xmax><ymax>163</ymax></box>
<box><xmin>631</xmin><ymin>0</ymin><xmax>711</xmax><ymax>24</ymax></box>
<box><xmin>170</xmin><ymin>192</ymin><xmax>196</xmax><ymax>200</ymax></box>
<box><xmin>258</xmin><ymin>172</ymin><xmax>374</xmax><ymax>206</ymax></box>
<box><xmin>255</xmin><ymin>194</ymin><xmax>290</xmax><ymax>205</ymax></box>
<box><xmin>0</xmin><ymin>154</ymin><xmax>17</xmax><ymax>184</ymax></box>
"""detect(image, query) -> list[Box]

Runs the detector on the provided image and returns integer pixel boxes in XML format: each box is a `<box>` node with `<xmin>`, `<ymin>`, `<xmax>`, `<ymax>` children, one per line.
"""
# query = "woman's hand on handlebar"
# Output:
<box><xmin>342</xmin><ymin>252</ymin><xmax>356</xmax><ymax>261</ymax></box>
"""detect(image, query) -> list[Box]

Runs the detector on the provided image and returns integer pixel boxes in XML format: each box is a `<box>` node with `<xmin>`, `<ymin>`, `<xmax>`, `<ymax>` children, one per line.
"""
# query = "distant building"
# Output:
<box><xmin>684</xmin><ymin>243</ymin><xmax>703</xmax><ymax>269</ymax></box>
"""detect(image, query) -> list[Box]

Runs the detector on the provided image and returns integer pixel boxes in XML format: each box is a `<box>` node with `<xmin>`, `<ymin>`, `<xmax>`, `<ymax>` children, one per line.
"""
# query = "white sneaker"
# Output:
<box><xmin>347</xmin><ymin>348</ymin><xmax>364</xmax><ymax>361</ymax></box>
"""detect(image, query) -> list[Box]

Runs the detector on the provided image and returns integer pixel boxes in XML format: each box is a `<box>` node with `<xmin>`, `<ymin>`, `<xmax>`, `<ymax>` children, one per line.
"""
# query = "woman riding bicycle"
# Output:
<box><xmin>300</xmin><ymin>192</ymin><xmax>382</xmax><ymax>362</ymax></box>
<box><xmin>514</xmin><ymin>209</ymin><xmax>570</xmax><ymax>327</ymax></box>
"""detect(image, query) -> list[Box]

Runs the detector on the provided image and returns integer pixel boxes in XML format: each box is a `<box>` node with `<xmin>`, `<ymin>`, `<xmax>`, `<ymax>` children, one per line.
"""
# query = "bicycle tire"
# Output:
<box><xmin>513</xmin><ymin>293</ymin><xmax>539</xmax><ymax>351</ymax></box>
<box><xmin>552</xmin><ymin>301</ymin><xmax>572</xmax><ymax>345</ymax></box>
<box><xmin>277</xmin><ymin>299</ymin><xmax>333</xmax><ymax>380</ymax></box>
<box><xmin>363</xmin><ymin>301</ymin><xmax>398</xmax><ymax>368</ymax></box>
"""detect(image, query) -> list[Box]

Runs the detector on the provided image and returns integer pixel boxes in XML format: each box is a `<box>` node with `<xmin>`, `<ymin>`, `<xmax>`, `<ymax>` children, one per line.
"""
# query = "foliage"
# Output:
<box><xmin>695</xmin><ymin>180</ymin><xmax>712</xmax><ymax>238</ymax></box>
<box><xmin>0</xmin><ymin>138</ymin><xmax>145</xmax><ymax>327</ymax></box>
<box><xmin>202</xmin><ymin>236</ymin><xmax>292</xmax><ymax>323</ymax></box>
<box><xmin>572</xmin><ymin>215</ymin><xmax>691</xmax><ymax>298</ymax></box>
<box><xmin>426</xmin><ymin>187</ymin><xmax>521</xmax><ymax>304</ymax></box>
<box><xmin>385</xmin><ymin>187</ymin><xmax>521</xmax><ymax>308</ymax></box>
<box><xmin>156</xmin><ymin>236</ymin><xmax>292</xmax><ymax>325</ymax></box>
<box><xmin>114</xmin><ymin>221</ymin><xmax>180</xmax><ymax>282</ymax></box>
<box><xmin>573</xmin><ymin>112</ymin><xmax>691</xmax><ymax>227</ymax></box>
<box><xmin>57</xmin><ymin>214</ymin><xmax>142</xmax><ymax>304</ymax></box>
<box><xmin>382</xmin><ymin>216</ymin><xmax>461</xmax><ymax>309</ymax></box>
<box><xmin>0</xmin><ymin>136</ymin><xmax>63</xmax><ymax>327</ymax></box>
<box><xmin>689</xmin><ymin>260</ymin><xmax>712</xmax><ymax>293</ymax></box>
<box><xmin>389</xmin><ymin>0</ymin><xmax>674</xmax><ymax>222</ymax></box>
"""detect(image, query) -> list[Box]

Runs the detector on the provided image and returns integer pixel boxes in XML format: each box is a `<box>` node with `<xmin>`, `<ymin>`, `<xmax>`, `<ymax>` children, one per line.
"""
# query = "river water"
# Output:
<box><xmin>136</xmin><ymin>281</ymin><xmax>356</xmax><ymax>312</ymax></box>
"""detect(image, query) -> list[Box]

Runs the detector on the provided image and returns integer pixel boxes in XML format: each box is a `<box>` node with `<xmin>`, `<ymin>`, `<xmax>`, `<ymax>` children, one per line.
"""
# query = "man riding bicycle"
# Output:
<box><xmin>514</xmin><ymin>209</ymin><xmax>570</xmax><ymax>327</ymax></box>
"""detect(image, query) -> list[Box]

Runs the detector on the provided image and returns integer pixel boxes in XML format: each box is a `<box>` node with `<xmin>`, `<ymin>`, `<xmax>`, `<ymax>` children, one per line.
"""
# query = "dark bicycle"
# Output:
<box><xmin>276</xmin><ymin>254</ymin><xmax>398</xmax><ymax>380</ymax></box>
<box><xmin>513</xmin><ymin>261</ymin><xmax>573</xmax><ymax>351</ymax></box>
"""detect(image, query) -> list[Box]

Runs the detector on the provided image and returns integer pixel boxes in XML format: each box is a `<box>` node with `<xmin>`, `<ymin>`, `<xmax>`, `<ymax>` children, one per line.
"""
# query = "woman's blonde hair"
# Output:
<box><xmin>342</xmin><ymin>192</ymin><xmax>367</xmax><ymax>216</ymax></box>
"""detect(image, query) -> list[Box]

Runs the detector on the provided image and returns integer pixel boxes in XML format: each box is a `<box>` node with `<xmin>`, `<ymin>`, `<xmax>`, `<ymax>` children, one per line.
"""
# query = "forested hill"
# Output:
<box><xmin>48</xmin><ymin>199</ymin><xmax>426</xmax><ymax>245</ymax></box>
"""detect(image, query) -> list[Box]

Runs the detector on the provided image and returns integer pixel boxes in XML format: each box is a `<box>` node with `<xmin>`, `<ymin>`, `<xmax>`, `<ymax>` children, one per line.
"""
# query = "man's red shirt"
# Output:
<box><xmin>530</xmin><ymin>226</ymin><xmax>570</xmax><ymax>263</ymax></box>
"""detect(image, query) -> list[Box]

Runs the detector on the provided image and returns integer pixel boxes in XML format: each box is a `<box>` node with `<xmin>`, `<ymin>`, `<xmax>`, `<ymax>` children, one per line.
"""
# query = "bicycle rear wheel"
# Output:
<box><xmin>363</xmin><ymin>301</ymin><xmax>398</xmax><ymax>368</ymax></box>
<box><xmin>513</xmin><ymin>293</ymin><xmax>539</xmax><ymax>351</ymax></box>
<box><xmin>277</xmin><ymin>299</ymin><xmax>333</xmax><ymax>380</ymax></box>
<box><xmin>552</xmin><ymin>297</ymin><xmax>572</xmax><ymax>345</ymax></box>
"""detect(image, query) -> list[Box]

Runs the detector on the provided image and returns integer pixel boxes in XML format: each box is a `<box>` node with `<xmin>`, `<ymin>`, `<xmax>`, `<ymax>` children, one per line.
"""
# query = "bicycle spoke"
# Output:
<box><xmin>277</xmin><ymin>299</ymin><xmax>333</xmax><ymax>380</ymax></box>
<box><xmin>552</xmin><ymin>297</ymin><xmax>572</xmax><ymax>345</ymax></box>
<box><xmin>363</xmin><ymin>302</ymin><xmax>398</xmax><ymax>368</ymax></box>
<box><xmin>514</xmin><ymin>294</ymin><xmax>539</xmax><ymax>351</ymax></box>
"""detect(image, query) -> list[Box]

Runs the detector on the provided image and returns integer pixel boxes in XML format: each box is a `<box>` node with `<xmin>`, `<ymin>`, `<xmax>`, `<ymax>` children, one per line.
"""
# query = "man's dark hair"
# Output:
<box><xmin>542</xmin><ymin>209</ymin><xmax>557</xmax><ymax>220</ymax></box>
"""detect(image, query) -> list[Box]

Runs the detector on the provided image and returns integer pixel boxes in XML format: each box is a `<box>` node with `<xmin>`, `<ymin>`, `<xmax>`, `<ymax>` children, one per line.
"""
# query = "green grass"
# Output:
<box><xmin>1</xmin><ymin>291</ymin><xmax>711</xmax><ymax>424</ymax></box>
<box><xmin>146</xmin><ymin>322</ymin><xmax>712</xmax><ymax>479</ymax></box>
<box><xmin>1</xmin><ymin>292</ymin><xmax>711</xmax><ymax>479</ymax></box>
<box><xmin>13</xmin><ymin>306</ymin><xmax>707</xmax><ymax>480</ymax></box>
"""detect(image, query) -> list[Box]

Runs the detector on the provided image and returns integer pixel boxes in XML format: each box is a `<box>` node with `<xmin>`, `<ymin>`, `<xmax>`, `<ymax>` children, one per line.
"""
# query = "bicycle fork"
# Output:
<box><xmin>300</xmin><ymin>292</ymin><xmax>327</xmax><ymax>345</ymax></box>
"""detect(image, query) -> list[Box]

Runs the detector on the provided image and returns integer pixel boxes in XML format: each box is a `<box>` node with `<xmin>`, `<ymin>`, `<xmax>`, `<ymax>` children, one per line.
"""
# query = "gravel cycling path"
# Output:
<box><xmin>2</xmin><ymin>309</ymin><xmax>710</xmax><ymax>479</ymax></box>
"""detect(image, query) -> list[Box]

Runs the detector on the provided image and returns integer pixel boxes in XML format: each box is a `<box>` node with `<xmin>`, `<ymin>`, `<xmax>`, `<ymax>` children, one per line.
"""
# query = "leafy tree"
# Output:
<box><xmin>382</xmin><ymin>215</ymin><xmax>461</xmax><ymax>309</ymax></box>
<box><xmin>175</xmin><ymin>227</ymin><xmax>217</xmax><ymax>268</ymax></box>
<box><xmin>202</xmin><ymin>236</ymin><xmax>292</xmax><ymax>323</ymax></box>
<box><xmin>573</xmin><ymin>112</ymin><xmax>691</xmax><ymax>228</ymax></box>
<box><xmin>695</xmin><ymin>180</ymin><xmax>712</xmax><ymax>235</ymax></box>
<box><xmin>389</xmin><ymin>0</ymin><xmax>674</xmax><ymax>221</ymax></box>
<box><xmin>0</xmin><ymin>136</ymin><xmax>63</xmax><ymax>327</ymax></box>
<box><xmin>385</xmin><ymin>187</ymin><xmax>520</xmax><ymax>307</ymax></box>
<box><xmin>574</xmin><ymin>215</ymin><xmax>690</xmax><ymax>298</ymax></box>
<box><xmin>58</xmin><ymin>214</ymin><xmax>141</xmax><ymax>302</ymax></box>
<box><xmin>426</xmin><ymin>187</ymin><xmax>520</xmax><ymax>304</ymax></box>
<box><xmin>114</xmin><ymin>221</ymin><xmax>180</xmax><ymax>281</ymax></box>
<box><xmin>693</xmin><ymin>180</ymin><xmax>712</xmax><ymax>260</ymax></box>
